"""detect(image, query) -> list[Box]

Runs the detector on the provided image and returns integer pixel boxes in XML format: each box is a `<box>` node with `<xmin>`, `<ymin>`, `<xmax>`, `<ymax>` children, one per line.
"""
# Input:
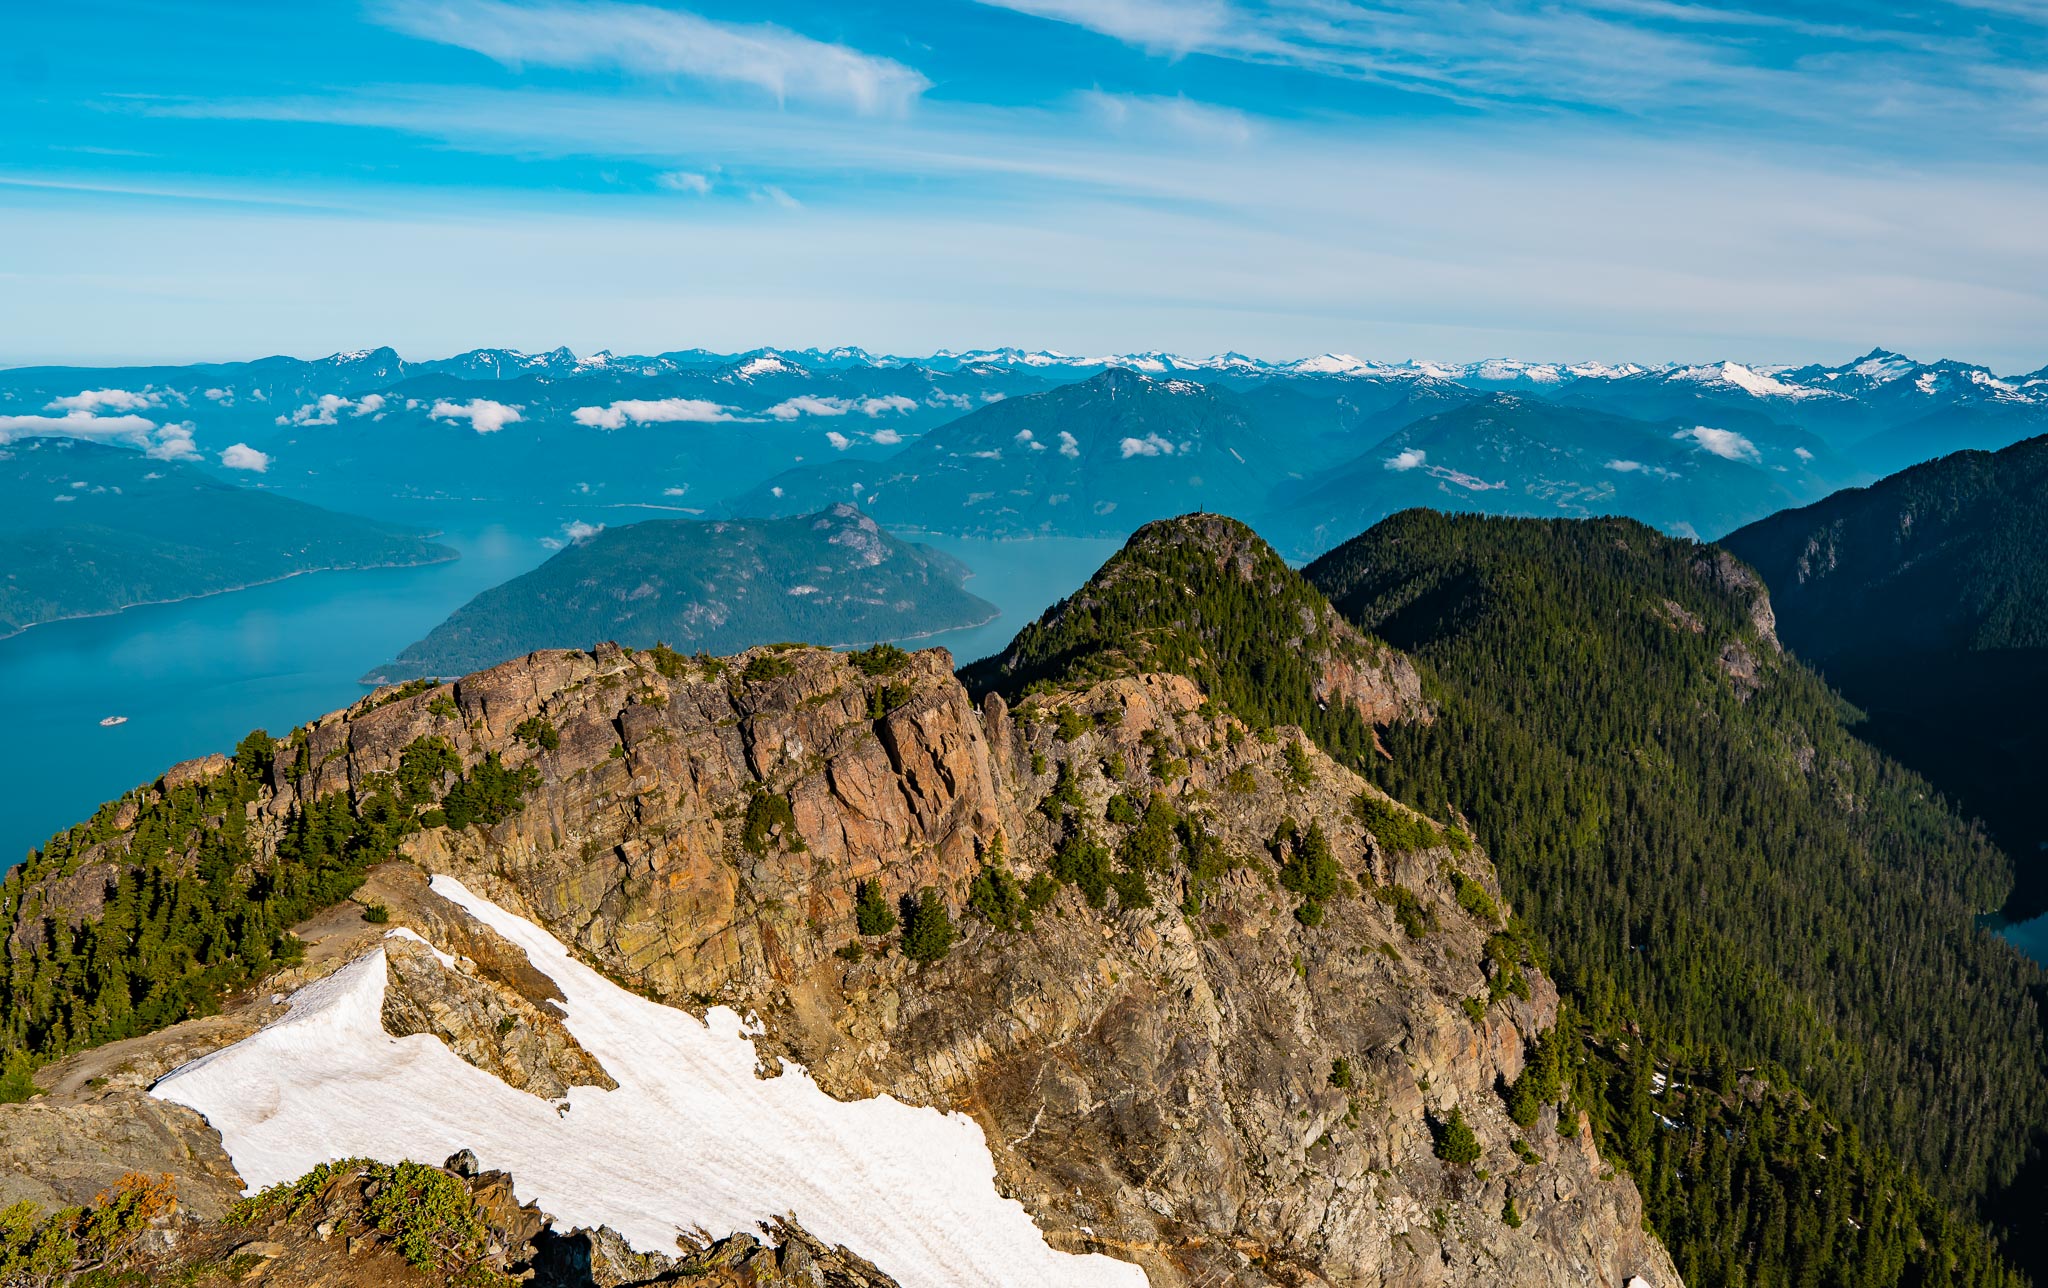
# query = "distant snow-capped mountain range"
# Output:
<box><xmin>284</xmin><ymin>343</ymin><xmax>2047</xmax><ymax>404</ymax></box>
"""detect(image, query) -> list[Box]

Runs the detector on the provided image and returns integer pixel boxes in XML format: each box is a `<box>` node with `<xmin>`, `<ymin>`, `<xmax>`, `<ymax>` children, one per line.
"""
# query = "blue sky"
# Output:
<box><xmin>4</xmin><ymin>0</ymin><xmax>2046</xmax><ymax>369</ymax></box>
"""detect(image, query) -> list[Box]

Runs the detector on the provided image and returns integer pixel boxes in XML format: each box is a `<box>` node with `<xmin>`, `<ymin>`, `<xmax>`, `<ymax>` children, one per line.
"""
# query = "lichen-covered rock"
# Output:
<box><xmin>380</xmin><ymin>934</ymin><xmax>616</xmax><ymax>1099</ymax></box>
<box><xmin>0</xmin><ymin>1093</ymin><xmax>245</xmax><ymax>1219</ymax></box>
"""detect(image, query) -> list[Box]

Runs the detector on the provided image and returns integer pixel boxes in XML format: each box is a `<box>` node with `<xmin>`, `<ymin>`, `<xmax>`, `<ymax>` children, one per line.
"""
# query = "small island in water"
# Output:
<box><xmin>365</xmin><ymin>505</ymin><xmax>998</xmax><ymax>682</ymax></box>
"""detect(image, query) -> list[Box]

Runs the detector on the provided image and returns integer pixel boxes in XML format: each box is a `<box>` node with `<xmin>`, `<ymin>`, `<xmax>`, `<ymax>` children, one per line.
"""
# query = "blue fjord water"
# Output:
<box><xmin>0</xmin><ymin>521</ymin><xmax>1117</xmax><ymax>872</ymax></box>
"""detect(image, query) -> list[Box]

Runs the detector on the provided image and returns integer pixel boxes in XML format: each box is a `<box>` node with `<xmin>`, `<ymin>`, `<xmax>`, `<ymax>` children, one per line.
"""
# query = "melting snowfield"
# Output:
<box><xmin>153</xmin><ymin>876</ymin><xmax>1146</xmax><ymax>1288</ymax></box>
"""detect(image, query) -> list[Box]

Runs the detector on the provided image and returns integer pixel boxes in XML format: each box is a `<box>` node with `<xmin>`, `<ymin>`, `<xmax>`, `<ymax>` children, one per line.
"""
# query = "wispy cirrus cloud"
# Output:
<box><xmin>973</xmin><ymin>0</ymin><xmax>1236</xmax><ymax>52</ymax></box>
<box><xmin>375</xmin><ymin>0</ymin><xmax>931</xmax><ymax>115</ymax></box>
<box><xmin>978</xmin><ymin>0</ymin><xmax>2048</xmax><ymax>132</ymax></box>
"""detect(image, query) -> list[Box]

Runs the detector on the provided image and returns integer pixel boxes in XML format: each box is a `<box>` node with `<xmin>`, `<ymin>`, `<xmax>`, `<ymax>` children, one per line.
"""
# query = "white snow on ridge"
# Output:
<box><xmin>1668</xmin><ymin>361</ymin><xmax>1829</xmax><ymax>400</ymax></box>
<box><xmin>152</xmin><ymin>877</ymin><xmax>1145</xmax><ymax>1288</ymax></box>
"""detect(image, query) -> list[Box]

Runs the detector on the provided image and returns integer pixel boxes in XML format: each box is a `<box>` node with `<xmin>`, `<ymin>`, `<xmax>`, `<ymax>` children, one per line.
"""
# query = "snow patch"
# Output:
<box><xmin>153</xmin><ymin>879</ymin><xmax>1144</xmax><ymax>1288</ymax></box>
<box><xmin>1669</xmin><ymin>362</ymin><xmax>1825</xmax><ymax>400</ymax></box>
<box><xmin>383</xmin><ymin>927</ymin><xmax>457</xmax><ymax>968</ymax></box>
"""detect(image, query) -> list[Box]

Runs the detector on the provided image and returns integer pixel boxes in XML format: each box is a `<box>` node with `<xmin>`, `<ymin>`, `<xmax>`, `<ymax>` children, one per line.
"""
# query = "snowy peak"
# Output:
<box><xmin>720</xmin><ymin>352</ymin><xmax>812</xmax><ymax>382</ymax></box>
<box><xmin>1664</xmin><ymin>361</ymin><xmax>1839</xmax><ymax>401</ymax></box>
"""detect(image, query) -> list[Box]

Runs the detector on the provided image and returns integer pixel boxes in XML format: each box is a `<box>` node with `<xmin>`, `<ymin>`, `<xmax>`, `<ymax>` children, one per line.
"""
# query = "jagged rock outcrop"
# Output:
<box><xmin>536</xmin><ymin>1219</ymin><xmax>903</xmax><ymax>1288</ymax></box>
<box><xmin>1</xmin><ymin>625</ymin><xmax>1680</xmax><ymax>1286</ymax></box>
<box><xmin>1689</xmin><ymin>548</ymin><xmax>1780</xmax><ymax>652</ymax></box>
<box><xmin>381</xmin><ymin>933</ymin><xmax>616</xmax><ymax>1098</ymax></box>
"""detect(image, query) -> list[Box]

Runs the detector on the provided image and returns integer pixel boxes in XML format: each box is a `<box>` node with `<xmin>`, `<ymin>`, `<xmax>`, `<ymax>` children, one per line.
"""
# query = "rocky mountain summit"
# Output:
<box><xmin>0</xmin><ymin>518</ymin><xmax>1679</xmax><ymax>1287</ymax></box>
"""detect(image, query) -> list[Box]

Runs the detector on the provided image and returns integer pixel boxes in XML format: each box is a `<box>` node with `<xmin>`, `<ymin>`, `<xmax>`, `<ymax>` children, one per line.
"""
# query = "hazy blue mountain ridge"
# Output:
<box><xmin>0</xmin><ymin>437</ymin><xmax>454</xmax><ymax>637</ymax></box>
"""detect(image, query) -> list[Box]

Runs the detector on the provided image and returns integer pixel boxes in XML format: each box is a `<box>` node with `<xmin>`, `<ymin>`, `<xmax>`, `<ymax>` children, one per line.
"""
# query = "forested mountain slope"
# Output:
<box><xmin>367</xmin><ymin>504</ymin><xmax>994</xmax><ymax>681</ymax></box>
<box><xmin>959</xmin><ymin>512</ymin><xmax>1428</xmax><ymax>752</ymax></box>
<box><xmin>1306</xmin><ymin>510</ymin><xmax>2046</xmax><ymax>1284</ymax></box>
<box><xmin>0</xmin><ymin>437</ymin><xmax>454</xmax><ymax>636</ymax></box>
<box><xmin>1721</xmin><ymin>436</ymin><xmax>2048</xmax><ymax>912</ymax></box>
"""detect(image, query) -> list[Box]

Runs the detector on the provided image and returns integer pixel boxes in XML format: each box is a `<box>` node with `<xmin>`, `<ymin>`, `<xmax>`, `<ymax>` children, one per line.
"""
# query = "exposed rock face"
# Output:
<box><xmin>749</xmin><ymin>675</ymin><xmax>1673</xmax><ymax>1286</ymax></box>
<box><xmin>380</xmin><ymin>934</ymin><xmax>616</xmax><ymax>1099</ymax></box>
<box><xmin>268</xmin><ymin>642</ymin><xmax>1003</xmax><ymax>1005</ymax></box>
<box><xmin>535</xmin><ymin>1219</ymin><xmax>903</xmax><ymax>1288</ymax></box>
<box><xmin>1</xmin><ymin>636</ymin><xmax>1681</xmax><ymax>1287</ymax></box>
<box><xmin>0</xmin><ymin>1093</ymin><xmax>244</xmax><ymax>1219</ymax></box>
<box><xmin>1690</xmin><ymin>549</ymin><xmax>1780</xmax><ymax>652</ymax></box>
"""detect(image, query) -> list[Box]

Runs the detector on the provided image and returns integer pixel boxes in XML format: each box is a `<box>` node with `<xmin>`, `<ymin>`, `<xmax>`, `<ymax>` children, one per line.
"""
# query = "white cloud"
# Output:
<box><xmin>1058</xmin><ymin>430</ymin><xmax>1080</xmax><ymax>458</ymax></box>
<box><xmin>1080</xmin><ymin>91</ymin><xmax>1254</xmax><ymax>146</ymax></box>
<box><xmin>540</xmin><ymin>518</ymin><xmax>605</xmax><ymax>549</ymax></box>
<box><xmin>1793</xmin><ymin>445</ymin><xmax>1815</xmax><ymax>460</ymax></box>
<box><xmin>770</xmin><ymin>485</ymin><xmax>785</xmax><ymax>499</ymax></box>
<box><xmin>861</xmin><ymin>394</ymin><xmax>916</xmax><ymax>416</ymax></box>
<box><xmin>765</xmin><ymin>393</ymin><xmax>917</xmax><ymax>420</ymax></box>
<box><xmin>662</xmin><ymin>485</ymin><xmax>687</xmax><ymax>496</ymax></box>
<box><xmin>1673</xmin><ymin>425</ymin><xmax>1760</xmax><ymax>462</ymax></box>
<box><xmin>757</xmin><ymin>184</ymin><xmax>801</xmax><ymax>210</ymax></box>
<box><xmin>376</xmin><ymin>0</ymin><xmax>930</xmax><ymax>115</ymax></box>
<box><xmin>282</xmin><ymin>392</ymin><xmax>388</xmax><ymax>426</ymax></box>
<box><xmin>975</xmin><ymin>0</ymin><xmax>1232</xmax><ymax>53</ymax></box>
<box><xmin>572</xmin><ymin>397</ymin><xmax>734</xmax><ymax>429</ymax></box>
<box><xmin>1605</xmin><ymin>458</ymin><xmax>1644</xmax><ymax>472</ymax></box>
<box><xmin>203</xmin><ymin>387</ymin><xmax>232</xmax><ymax>402</ymax></box>
<box><xmin>0</xmin><ymin>411</ymin><xmax>160</xmax><ymax>448</ymax></box>
<box><xmin>766</xmin><ymin>395</ymin><xmax>849</xmax><ymax>420</ymax></box>
<box><xmin>431</xmin><ymin>398</ymin><xmax>524</xmax><ymax>433</ymax></box>
<box><xmin>48</xmin><ymin>388</ymin><xmax>159</xmax><ymax>413</ymax></box>
<box><xmin>51</xmin><ymin>493</ymin><xmax>76</xmax><ymax>502</ymax></box>
<box><xmin>825</xmin><ymin>430</ymin><xmax>851</xmax><ymax>450</ymax></box>
<box><xmin>112</xmin><ymin>87</ymin><xmax>2048</xmax><ymax>376</ymax></box>
<box><xmin>1119</xmin><ymin>432</ymin><xmax>1177</xmax><ymax>458</ymax></box>
<box><xmin>220</xmin><ymin>442</ymin><xmax>270</xmax><ymax>472</ymax></box>
<box><xmin>656</xmin><ymin>170</ymin><xmax>712</xmax><ymax>194</ymax></box>
<box><xmin>1013</xmin><ymin>428</ymin><xmax>1034</xmax><ymax>443</ymax></box>
<box><xmin>1383</xmin><ymin>447</ymin><xmax>1428</xmax><ymax>471</ymax></box>
<box><xmin>146</xmin><ymin>422</ymin><xmax>201</xmax><ymax>461</ymax></box>
<box><xmin>871</xmin><ymin>427</ymin><xmax>903</xmax><ymax>445</ymax></box>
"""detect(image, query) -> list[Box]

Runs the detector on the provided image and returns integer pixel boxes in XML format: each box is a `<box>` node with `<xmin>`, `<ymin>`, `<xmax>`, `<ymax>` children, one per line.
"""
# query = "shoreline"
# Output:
<box><xmin>0</xmin><ymin>550</ymin><xmax>462</xmax><ymax>643</ymax></box>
